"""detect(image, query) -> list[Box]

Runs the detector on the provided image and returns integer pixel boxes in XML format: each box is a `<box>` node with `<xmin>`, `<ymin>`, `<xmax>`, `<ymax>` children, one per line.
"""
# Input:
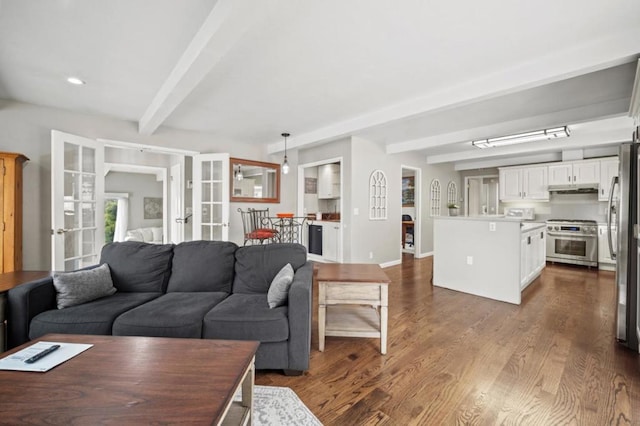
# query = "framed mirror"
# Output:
<box><xmin>230</xmin><ymin>157</ymin><xmax>281</xmax><ymax>203</ymax></box>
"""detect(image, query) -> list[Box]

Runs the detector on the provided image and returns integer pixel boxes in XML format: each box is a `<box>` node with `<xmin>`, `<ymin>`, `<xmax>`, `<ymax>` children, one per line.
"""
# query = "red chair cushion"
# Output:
<box><xmin>247</xmin><ymin>230</ymin><xmax>276</xmax><ymax>240</ymax></box>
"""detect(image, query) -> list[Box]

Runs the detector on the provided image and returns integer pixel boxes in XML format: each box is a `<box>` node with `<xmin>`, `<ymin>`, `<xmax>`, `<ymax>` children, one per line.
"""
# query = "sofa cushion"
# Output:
<box><xmin>113</xmin><ymin>292</ymin><xmax>228</xmax><ymax>338</ymax></box>
<box><xmin>167</xmin><ymin>241</ymin><xmax>238</xmax><ymax>292</ymax></box>
<box><xmin>29</xmin><ymin>292</ymin><xmax>161</xmax><ymax>339</ymax></box>
<box><xmin>203</xmin><ymin>293</ymin><xmax>289</xmax><ymax>343</ymax></box>
<box><xmin>53</xmin><ymin>263</ymin><xmax>117</xmax><ymax>309</ymax></box>
<box><xmin>100</xmin><ymin>242</ymin><xmax>174</xmax><ymax>292</ymax></box>
<box><xmin>267</xmin><ymin>263</ymin><xmax>294</xmax><ymax>308</ymax></box>
<box><xmin>233</xmin><ymin>243</ymin><xmax>307</xmax><ymax>294</ymax></box>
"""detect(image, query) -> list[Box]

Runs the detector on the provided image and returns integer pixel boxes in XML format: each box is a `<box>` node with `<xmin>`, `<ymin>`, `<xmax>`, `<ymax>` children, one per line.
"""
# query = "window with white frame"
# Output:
<box><xmin>430</xmin><ymin>179</ymin><xmax>441</xmax><ymax>216</ymax></box>
<box><xmin>369</xmin><ymin>170</ymin><xmax>387</xmax><ymax>220</ymax></box>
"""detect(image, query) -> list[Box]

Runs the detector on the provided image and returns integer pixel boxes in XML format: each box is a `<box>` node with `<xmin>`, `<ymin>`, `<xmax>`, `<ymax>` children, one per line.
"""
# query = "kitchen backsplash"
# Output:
<box><xmin>502</xmin><ymin>193</ymin><xmax>607</xmax><ymax>223</ymax></box>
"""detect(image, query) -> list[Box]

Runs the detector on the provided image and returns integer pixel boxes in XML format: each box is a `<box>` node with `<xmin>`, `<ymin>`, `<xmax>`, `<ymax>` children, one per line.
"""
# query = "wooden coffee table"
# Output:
<box><xmin>317</xmin><ymin>263</ymin><xmax>391</xmax><ymax>354</ymax></box>
<box><xmin>0</xmin><ymin>334</ymin><xmax>258</xmax><ymax>425</ymax></box>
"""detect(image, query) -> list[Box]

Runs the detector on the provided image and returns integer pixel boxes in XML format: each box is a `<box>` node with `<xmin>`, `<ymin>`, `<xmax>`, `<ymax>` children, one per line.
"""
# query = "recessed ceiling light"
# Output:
<box><xmin>66</xmin><ymin>77</ymin><xmax>86</xmax><ymax>85</ymax></box>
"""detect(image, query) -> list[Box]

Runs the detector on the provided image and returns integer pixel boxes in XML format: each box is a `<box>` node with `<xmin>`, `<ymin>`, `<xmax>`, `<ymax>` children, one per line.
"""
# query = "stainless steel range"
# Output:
<box><xmin>546</xmin><ymin>219</ymin><xmax>598</xmax><ymax>267</ymax></box>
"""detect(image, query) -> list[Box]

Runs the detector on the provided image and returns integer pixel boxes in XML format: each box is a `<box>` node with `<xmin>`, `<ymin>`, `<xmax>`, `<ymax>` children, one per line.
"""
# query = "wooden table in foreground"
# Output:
<box><xmin>0</xmin><ymin>334</ymin><xmax>258</xmax><ymax>425</ymax></box>
<box><xmin>0</xmin><ymin>270</ymin><xmax>51</xmax><ymax>351</ymax></box>
<box><xmin>317</xmin><ymin>263</ymin><xmax>391</xmax><ymax>354</ymax></box>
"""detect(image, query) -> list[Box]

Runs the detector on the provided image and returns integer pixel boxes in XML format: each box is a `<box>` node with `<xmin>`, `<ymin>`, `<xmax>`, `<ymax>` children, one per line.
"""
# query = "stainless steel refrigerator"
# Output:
<box><xmin>608</xmin><ymin>133</ymin><xmax>640</xmax><ymax>352</ymax></box>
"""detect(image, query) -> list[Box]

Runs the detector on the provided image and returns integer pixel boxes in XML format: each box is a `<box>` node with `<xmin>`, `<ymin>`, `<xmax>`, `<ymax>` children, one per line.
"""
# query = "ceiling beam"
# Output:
<box><xmin>385</xmin><ymin>98</ymin><xmax>630</xmax><ymax>154</ymax></box>
<box><xmin>138</xmin><ymin>0</ymin><xmax>260</xmax><ymax>135</ymax></box>
<box><xmin>268</xmin><ymin>30</ymin><xmax>640</xmax><ymax>154</ymax></box>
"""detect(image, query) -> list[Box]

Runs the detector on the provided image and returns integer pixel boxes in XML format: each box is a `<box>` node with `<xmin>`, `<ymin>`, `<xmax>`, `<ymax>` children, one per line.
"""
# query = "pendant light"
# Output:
<box><xmin>235</xmin><ymin>164</ymin><xmax>243</xmax><ymax>181</ymax></box>
<box><xmin>281</xmin><ymin>132</ymin><xmax>290</xmax><ymax>174</ymax></box>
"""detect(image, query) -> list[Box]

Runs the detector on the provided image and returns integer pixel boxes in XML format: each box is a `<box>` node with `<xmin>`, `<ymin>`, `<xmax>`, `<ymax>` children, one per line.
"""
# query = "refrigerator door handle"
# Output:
<box><xmin>607</xmin><ymin>175</ymin><xmax>618</xmax><ymax>259</ymax></box>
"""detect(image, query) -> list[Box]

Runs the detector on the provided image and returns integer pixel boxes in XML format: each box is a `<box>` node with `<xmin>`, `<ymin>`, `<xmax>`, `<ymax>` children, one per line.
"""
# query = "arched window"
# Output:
<box><xmin>430</xmin><ymin>179</ymin><xmax>441</xmax><ymax>216</ymax></box>
<box><xmin>447</xmin><ymin>181</ymin><xmax>458</xmax><ymax>206</ymax></box>
<box><xmin>369</xmin><ymin>170</ymin><xmax>387</xmax><ymax>220</ymax></box>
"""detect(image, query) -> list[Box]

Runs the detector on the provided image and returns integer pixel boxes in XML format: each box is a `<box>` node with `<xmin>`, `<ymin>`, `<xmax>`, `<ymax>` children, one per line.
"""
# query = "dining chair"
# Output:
<box><xmin>237</xmin><ymin>208</ymin><xmax>278</xmax><ymax>245</ymax></box>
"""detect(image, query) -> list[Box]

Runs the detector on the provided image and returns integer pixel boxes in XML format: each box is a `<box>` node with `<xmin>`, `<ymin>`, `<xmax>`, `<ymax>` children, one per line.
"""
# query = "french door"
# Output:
<box><xmin>51</xmin><ymin>130</ymin><xmax>104</xmax><ymax>271</ymax></box>
<box><xmin>192</xmin><ymin>153</ymin><xmax>229</xmax><ymax>241</ymax></box>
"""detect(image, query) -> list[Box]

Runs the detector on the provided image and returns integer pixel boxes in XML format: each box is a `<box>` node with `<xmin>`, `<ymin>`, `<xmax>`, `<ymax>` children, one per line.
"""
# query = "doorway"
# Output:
<box><xmin>296</xmin><ymin>157</ymin><xmax>343</xmax><ymax>263</ymax></box>
<box><xmin>464</xmin><ymin>175</ymin><xmax>499</xmax><ymax>216</ymax></box>
<box><xmin>401</xmin><ymin>166</ymin><xmax>421</xmax><ymax>259</ymax></box>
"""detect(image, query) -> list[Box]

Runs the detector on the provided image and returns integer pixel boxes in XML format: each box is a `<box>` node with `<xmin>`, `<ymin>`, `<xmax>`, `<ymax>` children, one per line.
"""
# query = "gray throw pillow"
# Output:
<box><xmin>53</xmin><ymin>263</ymin><xmax>117</xmax><ymax>309</ymax></box>
<box><xmin>267</xmin><ymin>263</ymin><xmax>294</xmax><ymax>309</ymax></box>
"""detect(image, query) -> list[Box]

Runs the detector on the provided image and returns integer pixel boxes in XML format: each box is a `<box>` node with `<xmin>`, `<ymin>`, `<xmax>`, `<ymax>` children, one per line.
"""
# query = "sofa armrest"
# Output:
<box><xmin>287</xmin><ymin>261</ymin><xmax>313</xmax><ymax>371</ymax></box>
<box><xmin>7</xmin><ymin>277</ymin><xmax>57</xmax><ymax>349</ymax></box>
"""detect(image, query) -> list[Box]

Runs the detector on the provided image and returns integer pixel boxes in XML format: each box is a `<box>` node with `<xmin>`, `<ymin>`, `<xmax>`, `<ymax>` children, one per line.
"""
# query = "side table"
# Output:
<box><xmin>317</xmin><ymin>263</ymin><xmax>391</xmax><ymax>354</ymax></box>
<box><xmin>0</xmin><ymin>271</ymin><xmax>51</xmax><ymax>351</ymax></box>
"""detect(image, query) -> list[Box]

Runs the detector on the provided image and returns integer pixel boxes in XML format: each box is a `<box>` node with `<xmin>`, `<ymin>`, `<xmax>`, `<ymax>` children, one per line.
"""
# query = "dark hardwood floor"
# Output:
<box><xmin>257</xmin><ymin>255</ymin><xmax>640</xmax><ymax>425</ymax></box>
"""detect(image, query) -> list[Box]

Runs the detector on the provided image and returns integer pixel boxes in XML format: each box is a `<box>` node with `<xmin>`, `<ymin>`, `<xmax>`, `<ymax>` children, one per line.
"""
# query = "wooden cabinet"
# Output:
<box><xmin>318</xmin><ymin>164</ymin><xmax>340</xmax><ymax>199</ymax></box>
<box><xmin>499</xmin><ymin>165</ymin><xmax>548</xmax><ymax>201</ymax></box>
<box><xmin>598</xmin><ymin>224</ymin><xmax>616</xmax><ymax>270</ymax></box>
<box><xmin>0</xmin><ymin>153</ymin><xmax>28</xmax><ymax>273</ymax></box>
<box><xmin>599</xmin><ymin>157</ymin><xmax>619</xmax><ymax>201</ymax></box>
<box><xmin>548</xmin><ymin>160</ymin><xmax>600</xmax><ymax>186</ymax></box>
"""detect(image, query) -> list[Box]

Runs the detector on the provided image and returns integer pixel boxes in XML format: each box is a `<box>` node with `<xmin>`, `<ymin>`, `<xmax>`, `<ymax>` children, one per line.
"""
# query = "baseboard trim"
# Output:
<box><xmin>417</xmin><ymin>251</ymin><xmax>433</xmax><ymax>258</ymax></box>
<box><xmin>381</xmin><ymin>259</ymin><xmax>402</xmax><ymax>268</ymax></box>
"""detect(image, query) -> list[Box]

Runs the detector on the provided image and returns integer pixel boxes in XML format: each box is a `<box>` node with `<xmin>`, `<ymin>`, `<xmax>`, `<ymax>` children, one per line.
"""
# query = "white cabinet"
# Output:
<box><xmin>547</xmin><ymin>163</ymin><xmax>572</xmax><ymax>185</ymax></box>
<box><xmin>499</xmin><ymin>166</ymin><xmax>549</xmax><ymax>201</ymax></box>
<box><xmin>520</xmin><ymin>226</ymin><xmax>546</xmax><ymax>290</ymax></box>
<box><xmin>599</xmin><ymin>157</ymin><xmax>619</xmax><ymax>201</ymax></box>
<box><xmin>322</xmin><ymin>222</ymin><xmax>342</xmax><ymax>262</ymax></box>
<box><xmin>318</xmin><ymin>164</ymin><xmax>341</xmax><ymax>199</ymax></box>
<box><xmin>598</xmin><ymin>224</ymin><xmax>616</xmax><ymax>270</ymax></box>
<box><xmin>548</xmin><ymin>161</ymin><xmax>600</xmax><ymax>186</ymax></box>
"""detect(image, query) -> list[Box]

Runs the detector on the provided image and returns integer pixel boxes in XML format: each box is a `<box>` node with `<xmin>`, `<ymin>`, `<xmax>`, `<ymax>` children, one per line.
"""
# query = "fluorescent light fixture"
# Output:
<box><xmin>472</xmin><ymin>126</ymin><xmax>570</xmax><ymax>149</ymax></box>
<box><xmin>66</xmin><ymin>77</ymin><xmax>86</xmax><ymax>85</ymax></box>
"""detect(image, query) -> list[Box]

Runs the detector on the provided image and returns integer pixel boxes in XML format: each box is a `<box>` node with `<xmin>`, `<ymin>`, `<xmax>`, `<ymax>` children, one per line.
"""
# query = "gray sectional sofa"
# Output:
<box><xmin>7</xmin><ymin>241</ymin><xmax>313</xmax><ymax>374</ymax></box>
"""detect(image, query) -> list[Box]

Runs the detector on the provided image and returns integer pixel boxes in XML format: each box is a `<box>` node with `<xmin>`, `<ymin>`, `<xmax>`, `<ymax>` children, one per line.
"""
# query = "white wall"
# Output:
<box><xmin>0</xmin><ymin>99</ymin><xmax>264</xmax><ymax>269</ymax></box>
<box><xmin>298</xmin><ymin>135</ymin><xmax>461</xmax><ymax>265</ymax></box>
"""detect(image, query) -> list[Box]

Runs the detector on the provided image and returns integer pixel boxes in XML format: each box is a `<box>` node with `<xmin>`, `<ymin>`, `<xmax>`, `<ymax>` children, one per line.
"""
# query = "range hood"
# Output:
<box><xmin>548</xmin><ymin>183</ymin><xmax>599</xmax><ymax>194</ymax></box>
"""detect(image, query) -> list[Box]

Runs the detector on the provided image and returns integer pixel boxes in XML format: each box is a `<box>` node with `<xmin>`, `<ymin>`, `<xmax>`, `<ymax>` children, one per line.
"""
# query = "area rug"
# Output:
<box><xmin>234</xmin><ymin>385</ymin><xmax>323</xmax><ymax>425</ymax></box>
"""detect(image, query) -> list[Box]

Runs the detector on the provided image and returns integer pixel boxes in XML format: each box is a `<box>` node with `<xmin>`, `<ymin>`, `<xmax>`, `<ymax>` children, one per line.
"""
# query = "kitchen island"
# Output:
<box><xmin>433</xmin><ymin>216</ymin><xmax>546</xmax><ymax>305</ymax></box>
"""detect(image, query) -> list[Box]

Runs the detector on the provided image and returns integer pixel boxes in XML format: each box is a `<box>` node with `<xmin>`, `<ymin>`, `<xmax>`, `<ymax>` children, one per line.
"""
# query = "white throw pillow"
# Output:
<box><xmin>151</xmin><ymin>226</ymin><xmax>163</xmax><ymax>242</ymax></box>
<box><xmin>125</xmin><ymin>229</ymin><xmax>143</xmax><ymax>242</ymax></box>
<box><xmin>140</xmin><ymin>228</ymin><xmax>153</xmax><ymax>242</ymax></box>
<box><xmin>267</xmin><ymin>263</ymin><xmax>295</xmax><ymax>309</ymax></box>
<box><xmin>52</xmin><ymin>263</ymin><xmax>117</xmax><ymax>309</ymax></box>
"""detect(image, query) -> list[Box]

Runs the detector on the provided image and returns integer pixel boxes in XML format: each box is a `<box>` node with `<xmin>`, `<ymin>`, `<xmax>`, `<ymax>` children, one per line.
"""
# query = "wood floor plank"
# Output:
<box><xmin>256</xmin><ymin>256</ymin><xmax>640</xmax><ymax>425</ymax></box>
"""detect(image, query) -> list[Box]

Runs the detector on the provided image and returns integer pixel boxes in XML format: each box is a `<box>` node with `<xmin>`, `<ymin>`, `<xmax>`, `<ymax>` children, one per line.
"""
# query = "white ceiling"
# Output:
<box><xmin>0</xmin><ymin>0</ymin><xmax>638</xmax><ymax>169</ymax></box>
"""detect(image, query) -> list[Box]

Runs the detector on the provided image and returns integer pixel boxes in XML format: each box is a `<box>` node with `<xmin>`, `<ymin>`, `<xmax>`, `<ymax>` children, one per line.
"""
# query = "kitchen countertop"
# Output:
<box><xmin>435</xmin><ymin>215</ymin><xmax>545</xmax><ymax>231</ymax></box>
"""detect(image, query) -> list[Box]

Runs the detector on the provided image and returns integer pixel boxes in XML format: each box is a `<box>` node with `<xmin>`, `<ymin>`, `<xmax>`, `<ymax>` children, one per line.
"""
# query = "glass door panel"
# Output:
<box><xmin>52</xmin><ymin>131</ymin><xmax>104</xmax><ymax>271</ymax></box>
<box><xmin>193</xmin><ymin>153</ymin><xmax>229</xmax><ymax>241</ymax></box>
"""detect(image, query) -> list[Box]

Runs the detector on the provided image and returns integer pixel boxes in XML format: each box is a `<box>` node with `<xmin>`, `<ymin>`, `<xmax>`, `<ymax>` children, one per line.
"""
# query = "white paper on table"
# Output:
<box><xmin>0</xmin><ymin>341</ymin><xmax>93</xmax><ymax>372</ymax></box>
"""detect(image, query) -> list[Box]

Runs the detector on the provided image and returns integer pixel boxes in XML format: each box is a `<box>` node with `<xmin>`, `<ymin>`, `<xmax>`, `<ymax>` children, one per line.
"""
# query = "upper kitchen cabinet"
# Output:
<box><xmin>548</xmin><ymin>160</ymin><xmax>600</xmax><ymax>186</ymax></box>
<box><xmin>499</xmin><ymin>165</ymin><xmax>548</xmax><ymax>202</ymax></box>
<box><xmin>599</xmin><ymin>157</ymin><xmax>619</xmax><ymax>201</ymax></box>
<box><xmin>318</xmin><ymin>163</ymin><xmax>340</xmax><ymax>199</ymax></box>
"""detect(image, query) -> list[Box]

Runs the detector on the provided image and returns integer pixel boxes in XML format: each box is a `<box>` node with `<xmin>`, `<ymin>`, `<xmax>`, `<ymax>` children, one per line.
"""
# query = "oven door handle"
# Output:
<box><xmin>607</xmin><ymin>175</ymin><xmax>618</xmax><ymax>259</ymax></box>
<box><xmin>547</xmin><ymin>232</ymin><xmax>596</xmax><ymax>239</ymax></box>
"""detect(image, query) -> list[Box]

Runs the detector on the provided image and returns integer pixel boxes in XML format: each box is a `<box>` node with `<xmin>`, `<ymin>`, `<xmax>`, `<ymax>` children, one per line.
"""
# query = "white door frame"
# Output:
<box><xmin>401</xmin><ymin>165</ymin><xmax>421</xmax><ymax>259</ymax></box>
<box><xmin>464</xmin><ymin>174</ymin><xmax>499</xmax><ymax>217</ymax></box>
<box><xmin>105</xmin><ymin>163</ymin><xmax>168</xmax><ymax>243</ymax></box>
<box><xmin>297</xmin><ymin>157</ymin><xmax>344</xmax><ymax>263</ymax></box>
